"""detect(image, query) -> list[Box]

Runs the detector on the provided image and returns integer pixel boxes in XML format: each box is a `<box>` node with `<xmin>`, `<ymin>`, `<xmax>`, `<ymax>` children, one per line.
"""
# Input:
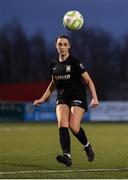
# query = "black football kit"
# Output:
<box><xmin>50</xmin><ymin>54</ymin><xmax>88</xmax><ymax>111</ymax></box>
<box><xmin>50</xmin><ymin>54</ymin><xmax>95</xmax><ymax>165</ymax></box>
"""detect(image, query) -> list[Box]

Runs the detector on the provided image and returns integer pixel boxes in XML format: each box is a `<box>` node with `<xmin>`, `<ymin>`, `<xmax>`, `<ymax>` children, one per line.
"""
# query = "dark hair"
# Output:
<box><xmin>56</xmin><ymin>35</ymin><xmax>71</xmax><ymax>44</ymax></box>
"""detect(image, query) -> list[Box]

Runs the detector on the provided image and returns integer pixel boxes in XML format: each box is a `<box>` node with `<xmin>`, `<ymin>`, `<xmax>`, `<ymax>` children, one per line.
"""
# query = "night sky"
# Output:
<box><xmin>0</xmin><ymin>0</ymin><xmax>128</xmax><ymax>42</ymax></box>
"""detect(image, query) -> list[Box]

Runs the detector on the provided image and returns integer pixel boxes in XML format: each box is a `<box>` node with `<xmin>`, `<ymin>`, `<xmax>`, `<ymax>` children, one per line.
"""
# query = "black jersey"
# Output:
<box><xmin>50</xmin><ymin>55</ymin><xmax>87</xmax><ymax>98</ymax></box>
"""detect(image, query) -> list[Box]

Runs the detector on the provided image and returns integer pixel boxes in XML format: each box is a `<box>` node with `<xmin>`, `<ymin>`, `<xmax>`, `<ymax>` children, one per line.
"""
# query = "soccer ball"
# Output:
<box><xmin>63</xmin><ymin>10</ymin><xmax>84</xmax><ymax>31</ymax></box>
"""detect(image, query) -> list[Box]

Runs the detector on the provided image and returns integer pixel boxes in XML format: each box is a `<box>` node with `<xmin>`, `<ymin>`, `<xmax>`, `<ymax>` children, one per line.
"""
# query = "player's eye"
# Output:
<box><xmin>64</xmin><ymin>43</ymin><xmax>68</xmax><ymax>46</ymax></box>
<box><xmin>58</xmin><ymin>43</ymin><xmax>62</xmax><ymax>46</ymax></box>
<box><xmin>58</xmin><ymin>43</ymin><xmax>68</xmax><ymax>47</ymax></box>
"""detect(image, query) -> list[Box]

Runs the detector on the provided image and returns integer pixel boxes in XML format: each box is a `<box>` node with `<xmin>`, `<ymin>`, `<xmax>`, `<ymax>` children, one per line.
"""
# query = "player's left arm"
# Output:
<box><xmin>82</xmin><ymin>71</ymin><xmax>99</xmax><ymax>107</ymax></box>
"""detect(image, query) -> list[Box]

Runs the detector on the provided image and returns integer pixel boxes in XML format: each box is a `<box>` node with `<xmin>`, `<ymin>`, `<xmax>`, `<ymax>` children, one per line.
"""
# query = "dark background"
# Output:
<box><xmin>0</xmin><ymin>0</ymin><xmax>128</xmax><ymax>101</ymax></box>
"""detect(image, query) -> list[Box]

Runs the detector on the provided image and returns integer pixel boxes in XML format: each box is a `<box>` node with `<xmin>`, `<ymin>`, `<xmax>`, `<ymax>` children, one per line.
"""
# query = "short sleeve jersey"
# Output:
<box><xmin>50</xmin><ymin>55</ymin><xmax>87</xmax><ymax>98</ymax></box>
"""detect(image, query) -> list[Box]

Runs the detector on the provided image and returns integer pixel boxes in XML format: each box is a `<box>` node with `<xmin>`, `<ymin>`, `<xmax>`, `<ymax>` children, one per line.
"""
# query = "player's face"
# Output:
<box><xmin>56</xmin><ymin>38</ymin><xmax>71</xmax><ymax>56</ymax></box>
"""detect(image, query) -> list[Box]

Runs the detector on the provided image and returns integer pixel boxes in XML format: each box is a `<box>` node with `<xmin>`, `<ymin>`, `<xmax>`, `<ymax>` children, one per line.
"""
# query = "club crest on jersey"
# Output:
<box><xmin>66</xmin><ymin>65</ymin><xmax>71</xmax><ymax>72</ymax></box>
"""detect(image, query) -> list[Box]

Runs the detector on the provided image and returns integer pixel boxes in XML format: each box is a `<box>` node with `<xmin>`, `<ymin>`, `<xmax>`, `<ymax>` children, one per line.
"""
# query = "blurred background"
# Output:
<box><xmin>1</xmin><ymin>1</ymin><xmax>128</xmax><ymax>179</ymax></box>
<box><xmin>0</xmin><ymin>0</ymin><xmax>128</xmax><ymax>122</ymax></box>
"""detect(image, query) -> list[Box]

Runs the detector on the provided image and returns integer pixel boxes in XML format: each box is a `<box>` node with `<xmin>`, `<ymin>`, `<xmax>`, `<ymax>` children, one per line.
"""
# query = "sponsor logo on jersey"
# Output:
<box><xmin>54</xmin><ymin>74</ymin><xmax>70</xmax><ymax>80</ymax></box>
<box><xmin>66</xmin><ymin>65</ymin><xmax>71</xmax><ymax>72</ymax></box>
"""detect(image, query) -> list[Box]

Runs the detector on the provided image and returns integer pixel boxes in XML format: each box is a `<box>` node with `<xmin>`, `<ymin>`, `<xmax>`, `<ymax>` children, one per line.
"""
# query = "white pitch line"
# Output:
<box><xmin>0</xmin><ymin>168</ymin><xmax>128</xmax><ymax>175</ymax></box>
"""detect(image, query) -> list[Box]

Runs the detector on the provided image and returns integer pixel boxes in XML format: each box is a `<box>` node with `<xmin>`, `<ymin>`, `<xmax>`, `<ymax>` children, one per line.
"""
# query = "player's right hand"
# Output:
<box><xmin>33</xmin><ymin>99</ymin><xmax>43</xmax><ymax>106</ymax></box>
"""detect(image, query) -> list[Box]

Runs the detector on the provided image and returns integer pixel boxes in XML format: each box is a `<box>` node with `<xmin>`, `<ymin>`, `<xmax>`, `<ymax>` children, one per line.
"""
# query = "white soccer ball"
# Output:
<box><xmin>63</xmin><ymin>10</ymin><xmax>84</xmax><ymax>31</ymax></box>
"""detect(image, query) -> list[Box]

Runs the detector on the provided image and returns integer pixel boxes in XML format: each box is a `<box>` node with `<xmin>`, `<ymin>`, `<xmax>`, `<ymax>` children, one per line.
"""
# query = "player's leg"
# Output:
<box><xmin>56</xmin><ymin>103</ymin><xmax>70</xmax><ymax>154</ymax></box>
<box><xmin>69</xmin><ymin>106</ymin><xmax>87</xmax><ymax>144</ymax></box>
<box><xmin>56</xmin><ymin>101</ymin><xmax>72</xmax><ymax>166</ymax></box>
<box><xmin>69</xmin><ymin>106</ymin><xmax>95</xmax><ymax>161</ymax></box>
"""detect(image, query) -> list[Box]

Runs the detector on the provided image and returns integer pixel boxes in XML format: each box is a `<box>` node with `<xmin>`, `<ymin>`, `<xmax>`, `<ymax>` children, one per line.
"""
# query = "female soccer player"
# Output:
<box><xmin>33</xmin><ymin>35</ymin><xmax>99</xmax><ymax>166</ymax></box>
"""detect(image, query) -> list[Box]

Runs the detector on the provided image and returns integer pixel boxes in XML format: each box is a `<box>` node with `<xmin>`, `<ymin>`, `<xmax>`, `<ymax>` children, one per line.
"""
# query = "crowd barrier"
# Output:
<box><xmin>0</xmin><ymin>102</ymin><xmax>24</xmax><ymax>122</ymax></box>
<box><xmin>0</xmin><ymin>101</ymin><xmax>128</xmax><ymax>122</ymax></box>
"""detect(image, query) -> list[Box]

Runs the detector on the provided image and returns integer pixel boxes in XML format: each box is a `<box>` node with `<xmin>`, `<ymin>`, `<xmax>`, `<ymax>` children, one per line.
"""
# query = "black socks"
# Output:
<box><xmin>59</xmin><ymin>127</ymin><xmax>71</xmax><ymax>154</ymax></box>
<box><xmin>72</xmin><ymin>127</ymin><xmax>88</xmax><ymax>146</ymax></box>
<box><xmin>59</xmin><ymin>127</ymin><xmax>88</xmax><ymax>155</ymax></box>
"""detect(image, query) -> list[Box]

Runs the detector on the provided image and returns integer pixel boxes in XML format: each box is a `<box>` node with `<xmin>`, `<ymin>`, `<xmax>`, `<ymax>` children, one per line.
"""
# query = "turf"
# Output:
<box><xmin>0</xmin><ymin>122</ymin><xmax>128</xmax><ymax>179</ymax></box>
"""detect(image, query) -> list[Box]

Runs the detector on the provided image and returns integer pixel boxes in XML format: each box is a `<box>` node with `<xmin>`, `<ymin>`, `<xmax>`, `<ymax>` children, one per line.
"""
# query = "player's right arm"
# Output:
<box><xmin>33</xmin><ymin>76</ymin><xmax>55</xmax><ymax>106</ymax></box>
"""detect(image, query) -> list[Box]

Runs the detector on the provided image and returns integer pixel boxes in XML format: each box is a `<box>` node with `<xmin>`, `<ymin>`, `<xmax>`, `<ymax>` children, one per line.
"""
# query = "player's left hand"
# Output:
<box><xmin>89</xmin><ymin>98</ymin><xmax>99</xmax><ymax>108</ymax></box>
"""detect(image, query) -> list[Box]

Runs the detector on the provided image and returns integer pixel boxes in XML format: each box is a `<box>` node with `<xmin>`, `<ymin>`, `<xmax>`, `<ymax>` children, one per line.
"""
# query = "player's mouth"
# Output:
<box><xmin>60</xmin><ymin>50</ymin><xmax>65</xmax><ymax>54</ymax></box>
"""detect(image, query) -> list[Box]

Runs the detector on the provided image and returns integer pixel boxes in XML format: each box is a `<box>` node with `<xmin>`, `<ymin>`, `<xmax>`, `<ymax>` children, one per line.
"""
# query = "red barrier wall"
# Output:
<box><xmin>0</xmin><ymin>82</ymin><xmax>50</xmax><ymax>102</ymax></box>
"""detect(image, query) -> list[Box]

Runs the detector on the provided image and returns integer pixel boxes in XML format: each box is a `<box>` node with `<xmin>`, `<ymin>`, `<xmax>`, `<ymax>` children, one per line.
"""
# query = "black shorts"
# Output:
<box><xmin>56</xmin><ymin>95</ymin><xmax>88</xmax><ymax>112</ymax></box>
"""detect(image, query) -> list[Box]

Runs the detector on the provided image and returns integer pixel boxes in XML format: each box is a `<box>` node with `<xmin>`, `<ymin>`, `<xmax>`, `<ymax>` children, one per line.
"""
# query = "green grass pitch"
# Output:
<box><xmin>0</xmin><ymin>122</ymin><xmax>128</xmax><ymax>179</ymax></box>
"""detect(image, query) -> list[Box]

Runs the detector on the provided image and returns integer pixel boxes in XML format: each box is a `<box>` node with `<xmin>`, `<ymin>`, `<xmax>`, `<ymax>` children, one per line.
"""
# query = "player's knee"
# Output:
<box><xmin>58</xmin><ymin>118</ymin><xmax>69</xmax><ymax>128</ymax></box>
<box><xmin>69</xmin><ymin>124</ymin><xmax>79</xmax><ymax>134</ymax></box>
